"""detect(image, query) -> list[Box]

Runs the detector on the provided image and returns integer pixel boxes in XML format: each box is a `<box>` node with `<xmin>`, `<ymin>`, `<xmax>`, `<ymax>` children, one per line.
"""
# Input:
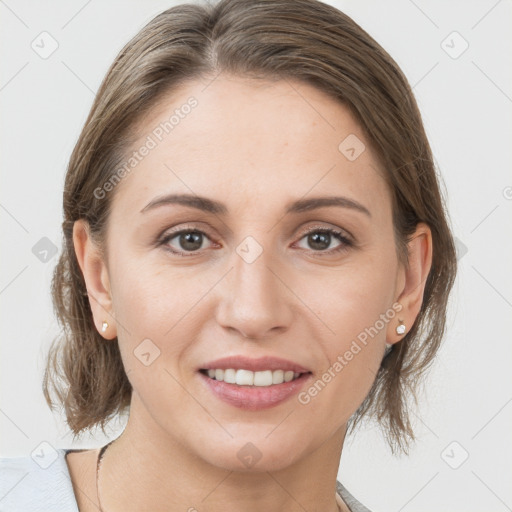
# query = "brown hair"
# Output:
<box><xmin>43</xmin><ymin>0</ymin><xmax>457</xmax><ymax>453</ymax></box>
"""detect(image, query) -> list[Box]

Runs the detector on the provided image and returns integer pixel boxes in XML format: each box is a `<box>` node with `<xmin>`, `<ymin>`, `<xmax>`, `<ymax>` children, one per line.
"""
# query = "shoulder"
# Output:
<box><xmin>0</xmin><ymin>448</ymin><xmax>79</xmax><ymax>512</ymax></box>
<box><xmin>337</xmin><ymin>480</ymin><xmax>373</xmax><ymax>512</ymax></box>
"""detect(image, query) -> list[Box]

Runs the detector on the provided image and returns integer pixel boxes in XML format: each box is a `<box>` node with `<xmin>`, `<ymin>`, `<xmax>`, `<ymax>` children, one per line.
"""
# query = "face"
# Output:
<box><xmin>83</xmin><ymin>75</ymin><xmax>410</xmax><ymax>472</ymax></box>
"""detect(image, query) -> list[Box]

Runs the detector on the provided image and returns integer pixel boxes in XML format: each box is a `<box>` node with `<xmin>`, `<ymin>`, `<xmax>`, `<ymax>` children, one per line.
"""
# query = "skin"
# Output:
<box><xmin>69</xmin><ymin>74</ymin><xmax>432</xmax><ymax>512</ymax></box>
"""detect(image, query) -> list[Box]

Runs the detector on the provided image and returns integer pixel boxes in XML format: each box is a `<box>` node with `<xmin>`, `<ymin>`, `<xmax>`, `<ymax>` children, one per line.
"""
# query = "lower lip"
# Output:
<box><xmin>199</xmin><ymin>371</ymin><xmax>312</xmax><ymax>410</ymax></box>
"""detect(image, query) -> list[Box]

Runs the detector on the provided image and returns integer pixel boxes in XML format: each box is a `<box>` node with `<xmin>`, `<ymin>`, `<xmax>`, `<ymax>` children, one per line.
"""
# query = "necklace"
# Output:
<box><xmin>96</xmin><ymin>439</ymin><xmax>115</xmax><ymax>512</ymax></box>
<box><xmin>96</xmin><ymin>440</ymin><xmax>343</xmax><ymax>512</ymax></box>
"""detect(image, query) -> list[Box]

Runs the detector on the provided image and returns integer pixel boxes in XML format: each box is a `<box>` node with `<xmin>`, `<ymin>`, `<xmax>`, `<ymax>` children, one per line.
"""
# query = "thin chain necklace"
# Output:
<box><xmin>96</xmin><ymin>440</ymin><xmax>343</xmax><ymax>512</ymax></box>
<box><xmin>96</xmin><ymin>439</ymin><xmax>115</xmax><ymax>512</ymax></box>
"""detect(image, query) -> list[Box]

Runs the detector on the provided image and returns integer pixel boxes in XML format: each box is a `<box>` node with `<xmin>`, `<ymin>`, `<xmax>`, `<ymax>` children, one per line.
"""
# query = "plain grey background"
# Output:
<box><xmin>1</xmin><ymin>1</ymin><xmax>511</xmax><ymax>511</ymax></box>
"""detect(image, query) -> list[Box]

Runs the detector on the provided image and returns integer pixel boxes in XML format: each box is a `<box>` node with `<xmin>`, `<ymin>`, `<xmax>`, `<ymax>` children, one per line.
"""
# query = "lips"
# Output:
<box><xmin>199</xmin><ymin>372</ymin><xmax>311</xmax><ymax>410</ymax></box>
<box><xmin>200</xmin><ymin>355</ymin><xmax>310</xmax><ymax>373</ymax></box>
<box><xmin>198</xmin><ymin>355</ymin><xmax>312</xmax><ymax>410</ymax></box>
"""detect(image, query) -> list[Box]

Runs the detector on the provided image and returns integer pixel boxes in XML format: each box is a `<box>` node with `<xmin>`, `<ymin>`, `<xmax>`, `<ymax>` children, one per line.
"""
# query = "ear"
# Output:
<box><xmin>73</xmin><ymin>219</ymin><xmax>117</xmax><ymax>340</ymax></box>
<box><xmin>387</xmin><ymin>222</ymin><xmax>433</xmax><ymax>344</ymax></box>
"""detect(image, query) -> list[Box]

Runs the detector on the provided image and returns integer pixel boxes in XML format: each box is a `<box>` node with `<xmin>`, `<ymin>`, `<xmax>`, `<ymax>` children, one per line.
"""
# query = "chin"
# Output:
<box><xmin>190</xmin><ymin>428</ymin><xmax>312</xmax><ymax>473</ymax></box>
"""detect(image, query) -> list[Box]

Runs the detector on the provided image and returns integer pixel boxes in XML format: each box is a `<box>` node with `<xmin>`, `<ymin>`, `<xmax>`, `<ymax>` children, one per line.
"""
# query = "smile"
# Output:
<box><xmin>199</xmin><ymin>369</ymin><xmax>312</xmax><ymax>410</ymax></box>
<box><xmin>201</xmin><ymin>368</ymin><xmax>302</xmax><ymax>386</ymax></box>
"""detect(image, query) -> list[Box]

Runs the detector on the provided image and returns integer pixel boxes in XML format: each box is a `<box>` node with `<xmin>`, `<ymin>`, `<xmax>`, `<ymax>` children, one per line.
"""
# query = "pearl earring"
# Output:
<box><xmin>396</xmin><ymin>319</ymin><xmax>406</xmax><ymax>335</ymax></box>
<box><xmin>101</xmin><ymin>321</ymin><xmax>109</xmax><ymax>333</ymax></box>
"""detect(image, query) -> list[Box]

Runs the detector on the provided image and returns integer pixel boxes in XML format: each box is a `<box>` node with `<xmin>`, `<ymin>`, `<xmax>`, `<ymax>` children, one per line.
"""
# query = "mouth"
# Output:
<box><xmin>198</xmin><ymin>368</ymin><xmax>313</xmax><ymax>411</ymax></box>
<box><xmin>199</xmin><ymin>368</ymin><xmax>306</xmax><ymax>386</ymax></box>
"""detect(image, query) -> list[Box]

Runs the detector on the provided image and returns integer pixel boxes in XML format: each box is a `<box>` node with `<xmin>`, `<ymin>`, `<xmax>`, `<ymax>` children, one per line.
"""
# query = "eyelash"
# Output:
<box><xmin>157</xmin><ymin>225</ymin><xmax>354</xmax><ymax>258</ymax></box>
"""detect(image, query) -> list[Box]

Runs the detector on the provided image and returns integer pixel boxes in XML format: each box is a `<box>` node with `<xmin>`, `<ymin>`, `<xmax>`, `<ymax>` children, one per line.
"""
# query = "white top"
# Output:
<box><xmin>0</xmin><ymin>449</ymin><xmax>78</xmax><ymax>511</ymax></box>
<box><xmin>0</xmin><ymin>449</ymin><xmax>371</xmax><ymax>511</ymax></box>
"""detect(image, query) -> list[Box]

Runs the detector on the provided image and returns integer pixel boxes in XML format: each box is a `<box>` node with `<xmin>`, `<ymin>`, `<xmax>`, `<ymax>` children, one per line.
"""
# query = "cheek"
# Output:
<box><xmin>107</xmin><ymin>254</ymin><xmax>196</xmax><ymax>375</ymax></box>
<box><xmin>297</xmin><ymin>281</ymin><xmax>390</xmax><ymax>424</ymax></box>
<box><xmin>297</xmin><ymin>258</ymin><xmax>395</xmax><ymax>417</ymax></box>
<box><xmin>308</xmin><ymin>254</ymin><xmax>396</xmax><ymax>351</ymax></box>
<box><xmin>110</xmin><ymin>248</ymin><xmax>200</xmax><ymax>340</ymax></box>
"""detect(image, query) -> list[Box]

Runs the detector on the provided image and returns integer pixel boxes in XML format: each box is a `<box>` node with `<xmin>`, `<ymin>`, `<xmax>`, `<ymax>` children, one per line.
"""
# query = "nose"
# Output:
<box><xmin>215</xmin><ymin>245</ymin><xmax>294</xmax><ymax>340</ymax></box>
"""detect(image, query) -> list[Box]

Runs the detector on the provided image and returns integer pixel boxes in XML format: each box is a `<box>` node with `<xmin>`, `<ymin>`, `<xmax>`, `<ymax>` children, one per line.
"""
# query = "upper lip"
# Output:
<box><xmin>200</xmin><ymin>355</ymin><xmax>310</xmax><ymax>373</ymax></box>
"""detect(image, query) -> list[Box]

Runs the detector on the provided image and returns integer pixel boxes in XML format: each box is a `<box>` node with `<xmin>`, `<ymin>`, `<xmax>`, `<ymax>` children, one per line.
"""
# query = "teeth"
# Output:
<box><xmin>236</xmin><ymin>369</ymin><xmax>254</xmax><ymax>386</ymax></box>
<box><xmin>224</xmin><ymin>369</ymin><xmax>236</xmax><ymax>384</ymax></box>
<box><xmin>272</xmin><ymin>369</ymin><xmax>283</xmax><ymax>384</ymax></box>
<box><xmin>205</xmin><ymin>368</ymin><xmax>301</xmax><ymax>386</ymax></box>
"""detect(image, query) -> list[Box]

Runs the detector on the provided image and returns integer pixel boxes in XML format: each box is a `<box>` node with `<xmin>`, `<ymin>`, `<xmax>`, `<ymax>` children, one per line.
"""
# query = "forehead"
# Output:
<box><xmin>109</xmin><ymin>74</ymin><xmax>391</xmax><ymax>221</ymax></box>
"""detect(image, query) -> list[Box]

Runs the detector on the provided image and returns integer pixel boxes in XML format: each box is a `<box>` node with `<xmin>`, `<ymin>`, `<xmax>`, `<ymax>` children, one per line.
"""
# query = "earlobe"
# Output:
<box><xmin>387</xmin><ymin>222</ymin><xmax>433</xmax><ymax>345</ymax></box>
<box><xmin>72</xmin><ymin>219</ymin><xmax>117</xmax><ymax>340</ymax></box>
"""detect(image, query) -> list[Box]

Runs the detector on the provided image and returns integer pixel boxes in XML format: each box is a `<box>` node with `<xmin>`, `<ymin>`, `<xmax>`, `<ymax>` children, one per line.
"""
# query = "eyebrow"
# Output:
<box><xmin>140</xmin><ymin>193</ymin><xmax>371</xmax><ymax>218</ymax></box>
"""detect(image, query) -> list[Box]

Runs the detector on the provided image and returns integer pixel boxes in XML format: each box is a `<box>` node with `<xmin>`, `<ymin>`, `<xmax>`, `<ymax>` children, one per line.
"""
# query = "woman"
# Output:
<box><xmin>0</xmin><ymin>0</ymin><xmax>457</xmax><ymax>510</ymax></box>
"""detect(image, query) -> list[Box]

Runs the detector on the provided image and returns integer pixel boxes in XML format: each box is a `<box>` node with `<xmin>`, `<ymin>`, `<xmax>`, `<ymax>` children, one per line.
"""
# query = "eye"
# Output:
<box><xmin>295</xmin><ymin>227</ymin><xmax>353</xmax><ymax>255</ymax></box>
<box><xmin>159</xmin><ymin>229</ymin><xmax>214</xmax><ymax>256</ymax></box>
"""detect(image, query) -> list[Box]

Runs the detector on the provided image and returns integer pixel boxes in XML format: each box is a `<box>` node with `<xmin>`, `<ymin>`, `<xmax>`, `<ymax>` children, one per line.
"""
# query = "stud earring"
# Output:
<box><xmin>396</xmin><ymin>319</ymin><xmax>406</xmax><ymax>336</ymax></box>
<box><xmin>101</xmin><ymin>321</ymin><xmax>109</xmax><ymax>333</ymax></box>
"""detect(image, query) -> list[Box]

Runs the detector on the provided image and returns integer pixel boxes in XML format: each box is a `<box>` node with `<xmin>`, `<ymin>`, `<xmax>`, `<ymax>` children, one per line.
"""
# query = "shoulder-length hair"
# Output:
<box><xmin>43</xmin><ymin>0</ymin><xmax>457</xmax><ymax>454</ymax></box>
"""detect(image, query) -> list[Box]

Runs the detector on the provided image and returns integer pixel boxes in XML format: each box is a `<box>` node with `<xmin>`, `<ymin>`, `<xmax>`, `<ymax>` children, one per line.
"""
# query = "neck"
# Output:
<box><xmin>100</xmin><ymin>393</ymin><xmax>347</xmax><ymax>512</ymax></box>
